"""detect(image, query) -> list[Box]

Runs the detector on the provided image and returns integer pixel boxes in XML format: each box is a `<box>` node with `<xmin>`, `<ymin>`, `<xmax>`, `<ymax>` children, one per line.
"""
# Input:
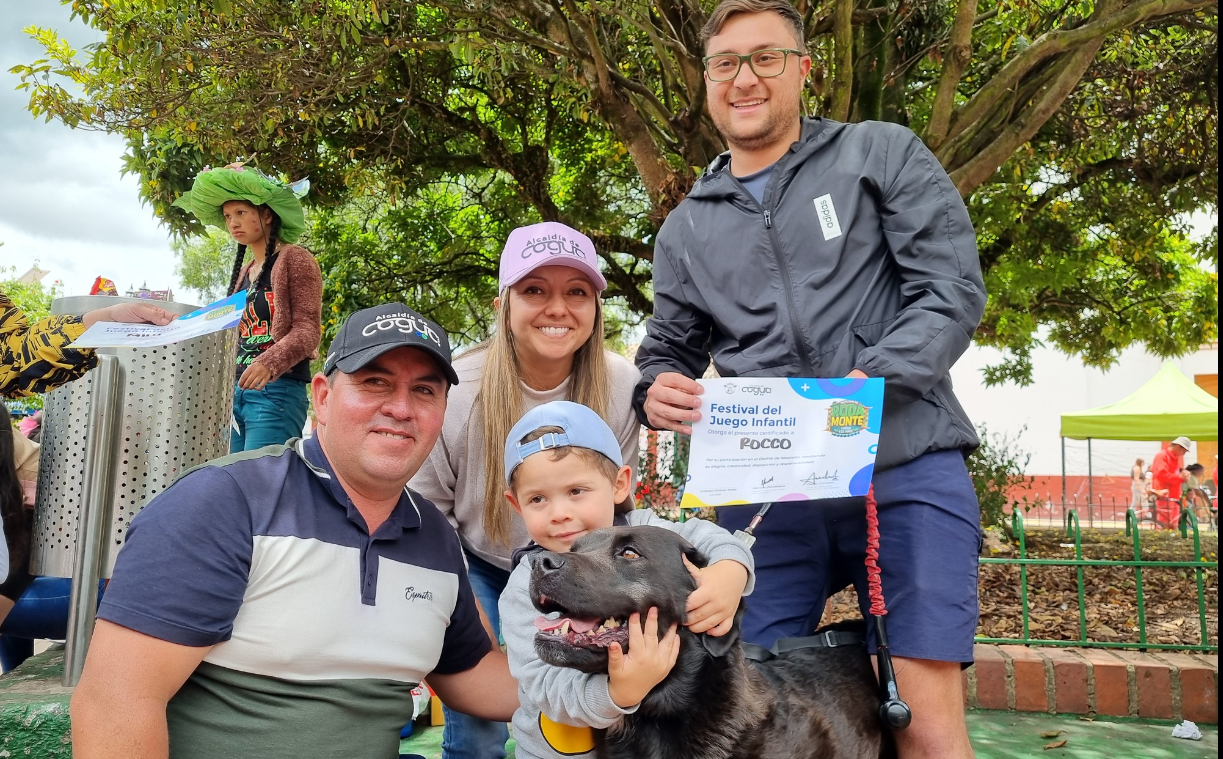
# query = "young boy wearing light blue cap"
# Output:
<box><xmin>497</xmin><ymin>400</ymin><xmax>755</xmax><ymax>759</ymax></box>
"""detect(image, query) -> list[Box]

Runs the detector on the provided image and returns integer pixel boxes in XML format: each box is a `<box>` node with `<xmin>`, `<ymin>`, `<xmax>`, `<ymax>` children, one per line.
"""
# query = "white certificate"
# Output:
<box><xmin>680</xmin><ymin>377</ymin><xmax>884</xmax><ymax>508</ymax></box>
<box><xmin>71</xmin><ymin>292</ymin><xmax>245</xmax><ymax>348</ymax></box>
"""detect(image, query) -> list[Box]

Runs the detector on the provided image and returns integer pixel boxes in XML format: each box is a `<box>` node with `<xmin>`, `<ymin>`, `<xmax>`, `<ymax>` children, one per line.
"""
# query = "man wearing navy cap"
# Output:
<box><xmin>72</xmin><ymin>303</ymin><xmax>517</xmax><ymax>759</ymax></box>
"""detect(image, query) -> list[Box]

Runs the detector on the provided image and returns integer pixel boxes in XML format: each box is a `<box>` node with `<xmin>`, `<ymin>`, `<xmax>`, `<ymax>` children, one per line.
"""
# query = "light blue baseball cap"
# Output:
<box><xmin>504</xmin><ymin>401</ymin><xmax>623</xmax><ymax>483</ymax></box>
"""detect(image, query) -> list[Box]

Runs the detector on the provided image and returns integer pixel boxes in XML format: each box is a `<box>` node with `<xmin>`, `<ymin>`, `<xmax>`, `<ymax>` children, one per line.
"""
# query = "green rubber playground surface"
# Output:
<box><xmin>399</xmin><ymin>711</ymin><xmax>1217</xmax><ymax>758</ymax></box>
<box><xmin>967</xmin><ymin>712</ymin><xmax>1215</xmax><ymax>759</ymax></box>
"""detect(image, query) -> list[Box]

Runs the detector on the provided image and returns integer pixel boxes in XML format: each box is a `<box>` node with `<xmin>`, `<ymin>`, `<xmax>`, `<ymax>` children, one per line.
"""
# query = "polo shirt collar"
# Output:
<box><xmin>296</xmin><ymin>436</ymin><xmax>423</xmax><ymax>534</ymax></box>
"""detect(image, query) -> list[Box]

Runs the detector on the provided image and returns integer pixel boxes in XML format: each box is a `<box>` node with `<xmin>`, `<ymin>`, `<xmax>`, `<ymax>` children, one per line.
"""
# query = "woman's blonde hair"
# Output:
<box><xmin>476</xmin><ymin>293</ymin><xmax>611</xmax><ymax>546</ymax></box>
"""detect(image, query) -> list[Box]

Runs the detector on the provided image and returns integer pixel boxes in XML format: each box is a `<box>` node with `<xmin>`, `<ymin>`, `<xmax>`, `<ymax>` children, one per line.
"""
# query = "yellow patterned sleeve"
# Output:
<box><xmin>1</xmin><ymin>292</ymin><xmax>98</xmax><ymax>399</ymax></box>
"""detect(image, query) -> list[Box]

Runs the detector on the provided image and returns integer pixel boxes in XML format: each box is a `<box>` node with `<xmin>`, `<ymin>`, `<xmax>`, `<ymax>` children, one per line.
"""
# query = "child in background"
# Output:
<box><xmin>1185</xmin><ymin>463</ymin><xmax>1210</xmax><ymax>522</ymax></box>
<box><xmin>498</xmin><ymin>401</ymin><xmax>754</xmax><ymax>759</ymax></box>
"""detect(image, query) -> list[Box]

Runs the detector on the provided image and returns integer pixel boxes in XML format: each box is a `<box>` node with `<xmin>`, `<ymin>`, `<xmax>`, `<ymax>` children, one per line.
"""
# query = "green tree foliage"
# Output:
<box><xmin>12</xmin><ymin>0</ymin><xmax>1218</xmax><ymax>381</ymax></box>
<box><xmin>1</xmin><ymin>265</ymin><xmax>61</xmax><ymax>324</ymax></box>
<box><xmin>172</xmin><ymin>227</ymin><xmax>241</xmax><ymax>303</ymax></box>
<box><xmin>968</xmin><ymin>425</ymin><xmax>1033</xmax><ymax>537</ymax></box>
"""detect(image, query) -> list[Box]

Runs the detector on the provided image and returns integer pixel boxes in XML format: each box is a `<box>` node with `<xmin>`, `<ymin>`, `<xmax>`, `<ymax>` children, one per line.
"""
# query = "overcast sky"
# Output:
<box><xmin>0</xmin><ymin>0</ymin><xmax>182</xmax><ymax>301</ymax></box>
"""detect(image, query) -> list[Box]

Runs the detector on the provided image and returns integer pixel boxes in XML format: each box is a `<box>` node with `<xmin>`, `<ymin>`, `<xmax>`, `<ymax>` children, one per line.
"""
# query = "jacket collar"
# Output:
<box><xmin>689</xmin><ymin>117</ymin><xmax>841</xmax><ymax>201</ymax></box>
<box><xmin>295</xmin><ymin>436</ymin><xmax>423</xmax><ymax>534</ymax></box>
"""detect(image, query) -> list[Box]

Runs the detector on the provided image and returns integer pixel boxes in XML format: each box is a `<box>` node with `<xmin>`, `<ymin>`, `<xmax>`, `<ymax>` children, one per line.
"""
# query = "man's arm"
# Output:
<box><xmin>70</xmin><ymin>621</ymin><xmax>210</xmax><ymax>759</ymax></box>
<box><xmin>633</xmin><ymin>233</ymin><xmax>714</xmax><ymax>429</ymax></box>
<box><xmin>1</xmin><ymin>295</ymin><xmax>176</xmax><ymax>398</ymax></box>
<box><xmin>853</xmin><ymin>126</ymin><xmax>986</xmax><ymax>405</ymax></box>
<box><xmin>427</xmin><ymin>648</ymin><xmax>518</xmax><ymax>721</ymax></box>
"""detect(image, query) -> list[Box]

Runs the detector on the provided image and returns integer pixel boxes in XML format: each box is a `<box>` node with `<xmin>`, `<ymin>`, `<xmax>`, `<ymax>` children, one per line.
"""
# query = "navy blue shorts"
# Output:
<box><xmin>717</xmin><ymin>449</ymin><xmax>981</xmax><ymax>664</ymax></box>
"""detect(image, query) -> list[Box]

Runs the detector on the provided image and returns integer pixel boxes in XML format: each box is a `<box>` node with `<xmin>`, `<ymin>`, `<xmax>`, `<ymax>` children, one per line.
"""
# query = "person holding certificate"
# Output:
<box><xmin>633</xmin><ymin>3</ymin><xmax>986</xmax><ymax>758</ymax></box>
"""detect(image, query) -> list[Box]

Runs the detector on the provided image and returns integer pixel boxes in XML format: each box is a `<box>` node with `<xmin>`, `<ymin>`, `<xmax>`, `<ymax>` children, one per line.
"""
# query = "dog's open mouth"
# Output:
<box><xmin>534</xmin><ymin>595</ymin><xmax>631</xmax><ymax>649</ymax></box>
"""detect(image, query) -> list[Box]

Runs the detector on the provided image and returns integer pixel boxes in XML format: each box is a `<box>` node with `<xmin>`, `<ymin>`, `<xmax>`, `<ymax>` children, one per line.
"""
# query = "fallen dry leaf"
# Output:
<box><xmin>1040</xmin><ymin>730</ymin><xmax>1065</xmax><ymax>738</ymax></box>
<box><xmin>1044</xmin><ymin>739</ymin><xmax>1068</xmax><ymax>750</ymax></box>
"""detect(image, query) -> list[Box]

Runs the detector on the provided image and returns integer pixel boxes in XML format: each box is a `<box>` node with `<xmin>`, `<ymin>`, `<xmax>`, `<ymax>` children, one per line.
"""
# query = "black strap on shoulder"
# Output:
<box><xmin>510</xmin><ymin>542</ymin><xmax>544</xmax><ymax>566</ymax></box>
<box><xmin>744</xmin><ymin>629</ymin><xmax>865</xmax><ymax>663</ymax></box>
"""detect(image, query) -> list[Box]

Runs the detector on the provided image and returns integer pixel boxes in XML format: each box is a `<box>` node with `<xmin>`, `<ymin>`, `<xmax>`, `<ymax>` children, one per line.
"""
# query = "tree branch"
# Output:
<box><xmin>926</xmin><ymin>0</ymin><xmax>979</xmax><ymax>146</ymax></box>
<box><xmin>809</xmin><ymin>7</ymin><xmax>890</xmax><ymax>37</ymax></box>
<box><xmin>950</xmin><ymin>37</ymin><xmax>1107</xmax><ymax>193</ymax></box>
<box><xmin>829</xmin><ymin>0</ymin><xmax>853</xmax><ymax>121</ymax></box>
<box><xmin>941</xmin><ymin>0</ymin><xmax>1212</xmax><ymax>149</ymax></box>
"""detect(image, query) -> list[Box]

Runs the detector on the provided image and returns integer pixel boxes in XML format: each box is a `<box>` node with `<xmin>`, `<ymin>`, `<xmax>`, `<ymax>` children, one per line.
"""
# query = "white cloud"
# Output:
<box><xmin>0</xmin><ymin>0</ymin><xmax>181</xmax><ymax>298</ymax></box>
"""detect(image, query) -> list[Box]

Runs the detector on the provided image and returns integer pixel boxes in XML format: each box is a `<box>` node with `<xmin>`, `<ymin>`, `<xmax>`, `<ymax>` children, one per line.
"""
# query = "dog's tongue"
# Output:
<box><xmin>534</xmin><ymin>615</ymin><xmax>601</xmax><ymax>633</ymax></box>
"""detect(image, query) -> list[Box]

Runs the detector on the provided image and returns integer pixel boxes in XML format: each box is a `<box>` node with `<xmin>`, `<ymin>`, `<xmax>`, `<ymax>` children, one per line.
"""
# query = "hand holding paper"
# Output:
<box><xmin>71</xmin><ymin>292</ymin><xmax>246</xmax><ymax>349</ymax></box>
<box><xmin>80</xmin><ymin>302</ymin><xmax>178</xmax><ymax>329</ymax></box>
<box><xmin>643</xmin><ymin>371</ymin><xmax>704</xmax><ymax>434</ymax></box>
<box><xmin>681</xmin><ymin>377</ymin><xmax>884</xmax><ymax>508</ymax></box>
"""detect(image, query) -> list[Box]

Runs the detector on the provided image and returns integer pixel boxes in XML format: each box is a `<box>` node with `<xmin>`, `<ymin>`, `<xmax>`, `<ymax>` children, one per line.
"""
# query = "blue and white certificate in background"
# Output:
<box><xmin>71</xmin><ymin>291</ymin><xmax>246</xmax><ymax>348</ymax></box>
<box><xmin>680</xmin><ymin>377</ymin><xmax>884</xmax><ymax>508</ymax></box>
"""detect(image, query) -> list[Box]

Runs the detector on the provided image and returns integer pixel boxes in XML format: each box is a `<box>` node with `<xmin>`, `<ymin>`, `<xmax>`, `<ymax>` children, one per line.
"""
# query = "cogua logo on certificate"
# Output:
<box><xmin>680</xmin><ymin>377</ymin><xmax>883</xmax><ymax>509</ymax></box>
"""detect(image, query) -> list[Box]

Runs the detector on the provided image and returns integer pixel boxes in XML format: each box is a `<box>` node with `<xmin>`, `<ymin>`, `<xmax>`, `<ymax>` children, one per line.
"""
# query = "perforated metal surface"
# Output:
<box><xmin>31</xmin><ymin>303</ymin><xmax>237</xmax><ymax>578</ymax></box>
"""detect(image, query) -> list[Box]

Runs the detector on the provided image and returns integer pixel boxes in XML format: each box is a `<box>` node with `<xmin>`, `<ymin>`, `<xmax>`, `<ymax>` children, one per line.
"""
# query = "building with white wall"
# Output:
<box><xmin>950</xmin><ymin>341</ymin><xmax>1218</xmax><ymax>478</ymax></box>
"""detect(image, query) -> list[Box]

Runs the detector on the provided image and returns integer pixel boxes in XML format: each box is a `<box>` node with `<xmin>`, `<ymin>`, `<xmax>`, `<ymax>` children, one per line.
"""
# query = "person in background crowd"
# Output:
<box><xmin>18</xmin><ymin>410</ymin><xmax>41</xmax><ymax>443</ymax></box>
<box><xmin>172</xmin><ymin>165</ymin><xmax>322</xmax><ymax>452</ymax></box>
<box><xmin>1183</xmin><ymin>462</ymin><xmax>1210</xmax><ymax>523</ymax></box>
<box><xmin>1130</xmin><ymin>457</ymin><xmax>1146</xmax><ymax>508</ymax></box>
<box><xmin>1150</xmin><ymin>436</ymin><xmax>1191</xmax><ymax>528</ymax></box>
<box><xmin>409</xmin><ymin>222</ymin><xmax>640</xmax><ymax>759</ymax></box>
<box><xmin>71</xmin><ymin>303</ymin><xmax>517</xmax><ymax>759</ymax></box>
<box><xmin>633</xmin><ymin>2</ymin><xmax>986</xmax><ymax>757</ymax></box>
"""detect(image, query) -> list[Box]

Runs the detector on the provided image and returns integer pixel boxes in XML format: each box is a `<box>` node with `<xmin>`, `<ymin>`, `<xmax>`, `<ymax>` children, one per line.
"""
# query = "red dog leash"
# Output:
<box><xmin>735</xmin><ymin>486</ymin><xmax>912</xmax><ymax>730</ymax></box>
<box><xmin>865</xmin><ymin>486</ymin><xmax>912</xmax><ymax>729</ymax></box>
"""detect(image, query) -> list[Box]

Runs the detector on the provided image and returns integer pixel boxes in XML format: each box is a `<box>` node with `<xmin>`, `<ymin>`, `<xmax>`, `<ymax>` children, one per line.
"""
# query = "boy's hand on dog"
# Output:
<box><xmin>683</xmin><ymin>556</ymin><xmax>749</xmax><ymax>637</ymax></box>
<box><xmin>607</xmin><ymin>608</ymin><xmax>680</xmax><ymax>708</ymax></box>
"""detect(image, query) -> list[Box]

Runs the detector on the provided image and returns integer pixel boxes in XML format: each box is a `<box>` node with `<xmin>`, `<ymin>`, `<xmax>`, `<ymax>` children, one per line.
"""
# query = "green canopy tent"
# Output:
<box><xmin>1058</xmin><ymin>361</ymin><xmax>1219</xmax><ymax>510</ymax></box>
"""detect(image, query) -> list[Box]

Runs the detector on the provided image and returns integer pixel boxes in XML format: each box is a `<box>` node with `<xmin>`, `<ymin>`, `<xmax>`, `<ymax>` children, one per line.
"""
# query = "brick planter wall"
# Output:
<box><xmin>966</xmin><ymin>644</ymin><xmax>1218</xmax><ymax>723</ymax></box>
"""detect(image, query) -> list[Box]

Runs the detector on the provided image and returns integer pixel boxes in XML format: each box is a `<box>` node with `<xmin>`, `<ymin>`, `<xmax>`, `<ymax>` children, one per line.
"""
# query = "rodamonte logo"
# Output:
<box><xmin>826</xmin><ymin>401</ymin><xmax>869</xmax><ymax>437</ymax></box>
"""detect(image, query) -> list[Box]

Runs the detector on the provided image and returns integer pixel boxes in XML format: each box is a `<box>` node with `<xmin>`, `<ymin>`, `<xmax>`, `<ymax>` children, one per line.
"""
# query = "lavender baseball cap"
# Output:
<box><xmin>498</xmin><ymin>222</ymin><xmax>607</xmax><ymax>291</ymax></box>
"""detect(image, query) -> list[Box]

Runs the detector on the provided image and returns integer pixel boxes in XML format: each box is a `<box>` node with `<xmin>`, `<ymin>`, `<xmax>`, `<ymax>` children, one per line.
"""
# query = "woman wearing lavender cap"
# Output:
<box><xmin>409</xmin><ymin>221</ymin><xmax>640</xmax><ymax>759</ymax></box>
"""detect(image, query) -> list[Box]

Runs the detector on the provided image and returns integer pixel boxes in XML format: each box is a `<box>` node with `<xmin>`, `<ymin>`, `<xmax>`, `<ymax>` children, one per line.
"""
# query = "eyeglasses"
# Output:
<box><xmin>702</xmin><ymin>48</ymin><xmax>803</xmax><ymax>82</ymax></box>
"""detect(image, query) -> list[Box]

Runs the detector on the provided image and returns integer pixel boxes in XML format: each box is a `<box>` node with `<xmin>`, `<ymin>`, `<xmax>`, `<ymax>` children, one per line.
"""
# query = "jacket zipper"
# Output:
<box><xmin>763</xmin><ymin>208</ymin><xmax>816</xmax><ymax>375</ymax></box>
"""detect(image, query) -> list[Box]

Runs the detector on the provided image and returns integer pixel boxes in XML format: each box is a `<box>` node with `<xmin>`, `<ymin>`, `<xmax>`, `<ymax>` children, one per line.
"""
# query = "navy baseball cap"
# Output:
<box><xmin>323</xmin><ymin>302</ymin><xmax>459</xmax><ymax>385</ymax></box>
<box><xmin>504</xmin><ymin>401</ymin><xmax>622</xmax><ymax>482</ymax></box>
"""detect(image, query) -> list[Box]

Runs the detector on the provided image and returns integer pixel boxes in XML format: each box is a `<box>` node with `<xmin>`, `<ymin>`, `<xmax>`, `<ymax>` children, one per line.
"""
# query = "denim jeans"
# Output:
<box><xmin>230</xmin><ymin>377</ymin><xmax>309</xmax><ymax>453</ymax></box>
<box><xmin>0</xmin><ymin>577</ymin><xmax>105</xmax><ymax>672</ymax></box>
<box><xmin>441</xmin><ymin>552</ymin><xmax>511</xmax><ymax>759</ymax></box>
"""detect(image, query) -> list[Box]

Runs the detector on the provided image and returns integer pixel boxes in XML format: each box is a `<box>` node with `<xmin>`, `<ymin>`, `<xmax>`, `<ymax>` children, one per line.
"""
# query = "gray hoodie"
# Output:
<box><xmin>499</xmin><ymin>510</ymin><xmax>755</xmax><ymax>759</ymax></box>
<box><xmin>635</xmin><ymin>118</ymin><xmax>986</xmax><ymax>470</ymax></box>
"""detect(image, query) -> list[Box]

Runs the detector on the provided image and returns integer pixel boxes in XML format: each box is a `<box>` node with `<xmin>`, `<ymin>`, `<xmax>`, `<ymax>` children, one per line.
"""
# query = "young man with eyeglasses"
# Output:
<box><xmin>634</xmin><ymin>1</ymin><xmax>986</xmax><ymax>757</ymax></box>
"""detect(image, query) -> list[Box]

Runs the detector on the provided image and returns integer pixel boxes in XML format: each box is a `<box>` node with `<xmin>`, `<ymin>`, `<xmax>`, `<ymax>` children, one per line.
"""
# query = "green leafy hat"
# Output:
<box><xmin>172</xmin><ymin>166</ymin><xmax>308</xmax><ymax>242</ymax></box>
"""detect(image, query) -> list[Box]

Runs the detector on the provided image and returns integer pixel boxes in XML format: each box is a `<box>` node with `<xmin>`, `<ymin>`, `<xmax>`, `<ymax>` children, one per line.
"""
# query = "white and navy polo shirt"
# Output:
<box><xmin>97</xmin><ymin>436</ymin><xmax>490</xmax><ymax>759</ymax></box>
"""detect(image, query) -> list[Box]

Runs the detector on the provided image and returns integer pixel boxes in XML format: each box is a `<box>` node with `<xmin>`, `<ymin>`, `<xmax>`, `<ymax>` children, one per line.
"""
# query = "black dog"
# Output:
<box><xmin>530</xmin><ymin>525</ymin><xmax>895</xmax><ymax>759</ymax></box>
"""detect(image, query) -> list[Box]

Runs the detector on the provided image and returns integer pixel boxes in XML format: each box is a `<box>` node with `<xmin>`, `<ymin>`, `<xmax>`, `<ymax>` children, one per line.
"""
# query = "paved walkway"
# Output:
<box><xmin>399</xmin><ymin>711</ymin><xmax>1218</xmax><ymax>758</ymax></box>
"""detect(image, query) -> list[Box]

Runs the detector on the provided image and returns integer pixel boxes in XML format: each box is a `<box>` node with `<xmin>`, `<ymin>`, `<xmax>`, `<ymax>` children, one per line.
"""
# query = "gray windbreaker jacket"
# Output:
<box><xmin>634</xmin><ymin>118</ymin><xmax>986</xmax><ymax>470</ymax></box>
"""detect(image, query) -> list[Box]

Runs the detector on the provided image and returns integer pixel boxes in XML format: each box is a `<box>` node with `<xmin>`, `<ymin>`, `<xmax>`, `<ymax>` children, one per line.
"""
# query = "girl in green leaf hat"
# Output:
<box><xmin>173</xmin><ymin>165</ymin><xmax>322</xmax><ymax>452</ymax></box>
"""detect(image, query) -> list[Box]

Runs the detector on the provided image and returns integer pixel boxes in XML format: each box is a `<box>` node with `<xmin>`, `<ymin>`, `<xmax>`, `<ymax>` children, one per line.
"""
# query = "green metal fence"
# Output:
<box><xmin>975</xmin><ymin>508</ymin><xmax>1218</xmax><ymax>653</ymax></box>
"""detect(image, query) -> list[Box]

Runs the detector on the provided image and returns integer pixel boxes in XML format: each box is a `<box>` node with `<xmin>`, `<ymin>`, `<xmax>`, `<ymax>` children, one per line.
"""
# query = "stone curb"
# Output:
<box><xmin>965</xmin><ymin>644</ymin><xmax>1218</xmax><ymax>724</ymax></box>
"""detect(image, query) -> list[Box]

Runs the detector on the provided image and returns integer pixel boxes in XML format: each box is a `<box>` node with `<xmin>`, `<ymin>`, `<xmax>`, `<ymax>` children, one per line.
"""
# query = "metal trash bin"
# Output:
<box><xmin>31</xmin><ymin>295</ymin><xmax>237</xmax><ymax>579</ymax></box>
